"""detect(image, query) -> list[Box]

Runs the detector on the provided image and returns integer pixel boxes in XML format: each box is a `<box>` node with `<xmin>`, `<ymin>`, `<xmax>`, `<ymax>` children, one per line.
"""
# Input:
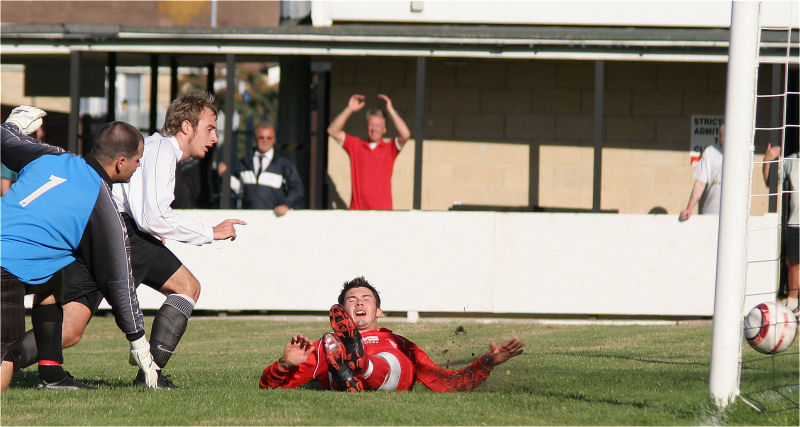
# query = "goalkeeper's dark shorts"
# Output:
<box><xmin>63</xmin><ymin>213</ymin><xmax>182</xmax><ymax>313</ymax></box>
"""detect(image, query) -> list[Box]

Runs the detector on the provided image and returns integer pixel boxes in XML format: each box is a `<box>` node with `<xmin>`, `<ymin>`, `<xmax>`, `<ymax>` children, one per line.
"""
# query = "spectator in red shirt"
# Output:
<box><xmin>259</xmin><ymin>277</ymin><xmax>524</xmax><ymax>392</ymax></box>
<box><xmin>327</xmin><ymin>94</ymin><xmax>411</xmax><ymax>210</ymax></box>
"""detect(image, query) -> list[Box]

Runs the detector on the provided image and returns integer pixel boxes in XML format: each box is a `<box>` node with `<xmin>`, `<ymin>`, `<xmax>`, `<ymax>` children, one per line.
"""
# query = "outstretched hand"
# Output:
<box><xmin>377</xmin><ymin>94</ymin><xmax>394</xmax><ymax>112</ymax></box>
<box><xmin>212</xmin><ymin>219</ymin><xmax>247</xmax><ymax>241</ymax></box>
<box><xmin>348</xmin><ymin>95</ymin><xmax>366</xmax><ymax>112</ymax></box>
<box><xmin>482</xmin><ymin>338</ymin><xmax>524</xmax><ymax>367</ymax></box>
<box><xmin>279</xmin><ymin>334</ymin><xmax>315</xmax><ymax>370</ymax></box>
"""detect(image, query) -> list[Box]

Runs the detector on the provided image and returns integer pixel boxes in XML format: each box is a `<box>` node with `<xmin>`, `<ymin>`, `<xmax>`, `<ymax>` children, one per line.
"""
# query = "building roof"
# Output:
<box><xmin>2</xmin><ymin>23</ymin><xmax>798</xmax><ymax>64</ymax></box>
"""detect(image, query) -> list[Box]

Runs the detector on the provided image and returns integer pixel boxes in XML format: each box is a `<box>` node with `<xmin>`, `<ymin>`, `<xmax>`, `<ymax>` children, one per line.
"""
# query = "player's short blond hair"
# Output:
<box><xmin>161</xmin><ymin>92</ymin><xmax>217</xmax><ymax>137</ymax></box>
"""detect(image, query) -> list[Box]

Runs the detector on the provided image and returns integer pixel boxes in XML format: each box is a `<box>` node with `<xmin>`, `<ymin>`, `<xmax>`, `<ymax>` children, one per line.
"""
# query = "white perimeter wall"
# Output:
<box><xmin>123</xmin><ymin>211</ymin><xmax>779</xmax><ymax>317</ymax></box>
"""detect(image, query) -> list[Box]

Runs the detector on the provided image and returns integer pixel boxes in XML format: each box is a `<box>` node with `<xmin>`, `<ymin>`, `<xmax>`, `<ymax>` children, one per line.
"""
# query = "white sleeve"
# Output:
<box><xmin>129</xmin><ymin>143</ymin><xmax>214</xmax><ymax>246</ymax></box>
<box><xmin>230</xmin><ymin>175</ymin><xmax>242</xmax><ymax>195</ymax></box>
<box><xmin>693</xmin><ymin>147</ymin><xmax>710</xmax><ymax>184</ymax></box>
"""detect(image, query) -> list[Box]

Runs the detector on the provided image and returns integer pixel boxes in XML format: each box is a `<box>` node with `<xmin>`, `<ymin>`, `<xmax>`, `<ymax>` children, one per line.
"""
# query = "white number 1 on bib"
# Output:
<box><xmin>19</xmin><ymin>175</ymin><xmax>67</xmax><ymax>207</ymax></box>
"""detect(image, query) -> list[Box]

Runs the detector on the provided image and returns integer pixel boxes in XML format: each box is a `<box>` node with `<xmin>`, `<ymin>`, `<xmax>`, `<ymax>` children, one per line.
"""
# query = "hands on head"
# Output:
<box><xmin>377</xmin><ymin>94</ymin><xmax>394</xmax><ymax>113</ymax></box>
<box><xmin>331</xmin><ymin>94</ymin><xmax>404</xmax><ymax>144</ymax></box>
<box><xmin>481</xmin><ymin>338</ymin><xmax>524</xmax><ymax>367</ymax></box>
<box><xmin>279</xmin><ymin>334</ymin><xmax>315</xmax><ymax>370</ymax></box>
<box><xmin>348</xmin><ymin>94</ymin><xmax>395</xmax><ymax>113</ymax></box>
<box><xmin>212</xmin><ymin>219</ymin><xmax>247</xmax><ymax>241</ymax></box>
<box><xmin>348</xmin><ymin>95</ymin><xmax>366</xmax><ymax>112</ymax></box>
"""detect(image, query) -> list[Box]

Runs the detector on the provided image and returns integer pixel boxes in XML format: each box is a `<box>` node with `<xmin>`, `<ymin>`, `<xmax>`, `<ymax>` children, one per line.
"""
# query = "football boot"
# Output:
<box><xmin>322</xmin><ymin>333</ymin><xmax>363</xmax><ymax>392</ymax></box>
<box><xmin>133</xmin><ymin>369</ymin><xmax>186</xmax><ymax>389</ymax></box>
<box><xmin>329</xmin><ymin>304</ymin><xmax>365</xmax><ymax>373</ymax></box>
<box><xmin>37</xmin><ymin>371</ymin><xmax>96</xmax><ymax>390</ymax></box>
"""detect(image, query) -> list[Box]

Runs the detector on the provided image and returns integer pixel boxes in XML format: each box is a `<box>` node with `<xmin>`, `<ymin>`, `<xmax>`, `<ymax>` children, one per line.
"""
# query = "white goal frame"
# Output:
<box><xmin>709</xmin><ymin>0</ymin><xmax>800</xmax><ymax>409</ymax></box>
<box><xmin>708</xmin><ymin>0</ymin><xmax>762</xmax><ymax>409</ymax></box>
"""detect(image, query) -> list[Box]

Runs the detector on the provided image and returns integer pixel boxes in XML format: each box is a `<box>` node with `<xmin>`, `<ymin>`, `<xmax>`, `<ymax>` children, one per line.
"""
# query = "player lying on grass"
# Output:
<box><xmin>260</xmin><ymin>277</ymin><xmax>524</xmax><ymax>392</ymax></box>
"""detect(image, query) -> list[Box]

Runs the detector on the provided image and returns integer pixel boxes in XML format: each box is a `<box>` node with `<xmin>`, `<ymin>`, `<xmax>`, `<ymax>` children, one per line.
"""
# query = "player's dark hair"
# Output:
<box><xmin>89</xmin><ymin>121</ymin><xmax>142</xmax><ymax>164</ymax></box>
<box><xmin>338</xmin><ymin>276</ymin><xmax>381</xmax><ymax>308</ymax></box>
<box><xmin>161</xmin><ymin>92</ymin><xmax>217</xmax><ymax>136</ymax></box>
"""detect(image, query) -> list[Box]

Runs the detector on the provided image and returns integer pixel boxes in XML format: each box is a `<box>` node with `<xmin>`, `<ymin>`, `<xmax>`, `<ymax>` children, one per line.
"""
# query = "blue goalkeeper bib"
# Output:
<box><xmin>1</xmin><ymin>153</ymin><xmax>100</xmax><ymax>284</ymax></box>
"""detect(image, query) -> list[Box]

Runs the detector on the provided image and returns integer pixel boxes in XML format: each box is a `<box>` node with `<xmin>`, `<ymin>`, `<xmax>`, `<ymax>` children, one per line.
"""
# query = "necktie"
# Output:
<box><xmin>256</xmin><ymin>154</ymin><xmax>265</xmax><ymax>176</ymax></box>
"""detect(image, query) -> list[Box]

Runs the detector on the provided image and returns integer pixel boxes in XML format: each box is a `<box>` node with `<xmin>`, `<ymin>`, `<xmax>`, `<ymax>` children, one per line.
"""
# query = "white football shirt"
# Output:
<box><xmin>693</xmin><ymin>144</ymin><xmax>723</xmax><ymax>214</ymax></box>
<box><xmin>113</xmin><ymin>132</ymin><xmax>214</xmax><ymax>245</ymax></box>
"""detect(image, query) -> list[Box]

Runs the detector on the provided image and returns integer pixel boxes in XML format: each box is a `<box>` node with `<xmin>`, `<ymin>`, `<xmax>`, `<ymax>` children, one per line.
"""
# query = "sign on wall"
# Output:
<box><xmin>690</xmin><ymin>115</ymin><xmax>724</xmax><ymax>166</ymax></box>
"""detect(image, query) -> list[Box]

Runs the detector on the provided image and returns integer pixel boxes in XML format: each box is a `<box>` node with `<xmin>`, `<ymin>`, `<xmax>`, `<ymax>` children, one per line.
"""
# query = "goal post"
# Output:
<box><xmin>708</xmin><ymin>0</ymin><xmax>762</xmax><ymax>409</ymax></box>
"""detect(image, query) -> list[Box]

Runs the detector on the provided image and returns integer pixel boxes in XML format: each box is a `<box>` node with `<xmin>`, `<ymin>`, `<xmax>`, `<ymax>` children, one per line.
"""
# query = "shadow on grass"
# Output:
<box><xmin>9</xmin><ymin>370</ymin><xmax>38</xmax><ymax>389</ymax></box>
<box><xmin>11</xmin><ymin>369</ymin><xmax>137</xmax><ymax>390</ymax></box>
<box><xmin>528</xmin><ymin>386</ymin><xmax>650</xmax><ymax>409</ymax></box>
<box><xmin>542</xmin><ymin>350</ymin><xmax>701</xmax><ymax>365</ymax></box>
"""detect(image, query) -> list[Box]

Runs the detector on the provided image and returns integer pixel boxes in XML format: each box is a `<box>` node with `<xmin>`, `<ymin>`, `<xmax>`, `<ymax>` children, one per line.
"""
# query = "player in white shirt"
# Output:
<box><xmin>680</xmin><ymin>124</ymin><xmax>725</xmax><ymax>221</ymax></box>
<box><xmin>113</xmin><ymin>92</ymin><xmax>245</xmax><ymax>387</ymax></box>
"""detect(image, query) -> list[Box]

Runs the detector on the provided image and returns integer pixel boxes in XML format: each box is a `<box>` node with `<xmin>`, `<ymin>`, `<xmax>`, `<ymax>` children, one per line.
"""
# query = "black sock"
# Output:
<box><xmin>32</xmin><ymin>304</ymin><xmax>65</xmax><ymax>382</ymax></box>
<box><xmin>149</xmin><ymin>294</ymin><xmax>194</xmax><ymax>369</ymax></box>
<box><xmin>14</xmin><ymin>330</ymin><xmax>39</xmax><ymax>371</ymax></box>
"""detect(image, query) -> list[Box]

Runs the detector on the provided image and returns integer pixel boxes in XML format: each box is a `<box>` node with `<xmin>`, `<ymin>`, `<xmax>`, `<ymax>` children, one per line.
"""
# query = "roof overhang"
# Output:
<box><xmin>1</xmin><ymin>23</ymin><xmax>798</xmax><ymax>64</ymax></box>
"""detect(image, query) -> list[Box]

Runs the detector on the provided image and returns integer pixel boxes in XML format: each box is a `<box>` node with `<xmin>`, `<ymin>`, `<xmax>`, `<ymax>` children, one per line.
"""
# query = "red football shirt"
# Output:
<box><xmin>342</xmin><ymin>133</ymin><xmax>400</xmax><ymax>210</ymax></box>
<box><xmin>259</xmin><ymin>328</ymin><xmax>493</xmax><ymax>392</ymax></box>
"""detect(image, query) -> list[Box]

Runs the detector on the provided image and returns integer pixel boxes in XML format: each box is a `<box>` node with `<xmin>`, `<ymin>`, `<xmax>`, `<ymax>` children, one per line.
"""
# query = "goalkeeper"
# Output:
<box><xmin>260</xmin><ymin>277</ymin><xmax>524</xmax><ymax>392</ymax></box>
<box><xmin>1</xmin><ymin>108</ymin><xmax>159</xmax><ymax>391</ymax></box>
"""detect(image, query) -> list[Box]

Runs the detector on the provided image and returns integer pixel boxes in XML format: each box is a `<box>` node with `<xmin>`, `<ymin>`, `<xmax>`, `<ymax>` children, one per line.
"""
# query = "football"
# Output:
<box><xmin>743</xmin><ymin>301</ymin><xmax>798</xmax><ymax>354</ymax></box>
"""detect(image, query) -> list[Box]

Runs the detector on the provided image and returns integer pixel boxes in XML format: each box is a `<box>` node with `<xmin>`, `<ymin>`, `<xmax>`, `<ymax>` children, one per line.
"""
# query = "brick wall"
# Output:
<box><xmin>328</xmin><ymin>57</ymin><xmax>774</xmax><ymax>215</ymax></box>
<box><xmin>0</xmin><ymin>1</ymin><xmax>279</xmax><ymax>27</ymax></box>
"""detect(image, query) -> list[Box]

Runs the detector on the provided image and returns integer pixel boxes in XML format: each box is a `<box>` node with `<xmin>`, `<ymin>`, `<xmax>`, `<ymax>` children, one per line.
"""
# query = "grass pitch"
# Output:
<box><xmin>1</xmin><ymin>315</ymin><xmax>797</xmax><ymax>425</ymax></box>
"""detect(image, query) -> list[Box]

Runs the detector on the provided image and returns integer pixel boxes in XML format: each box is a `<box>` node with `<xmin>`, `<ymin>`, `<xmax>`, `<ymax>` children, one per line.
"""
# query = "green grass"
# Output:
<box><xmin>1</xmin><ymin>315</ymin><xmax>797</xmax><ymax>425</ymax></box>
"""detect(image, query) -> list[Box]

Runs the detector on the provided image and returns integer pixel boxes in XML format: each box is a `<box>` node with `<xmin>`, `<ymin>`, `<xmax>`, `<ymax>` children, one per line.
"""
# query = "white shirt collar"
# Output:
<box><xmin>255</xmin><ymin>148</ymin><xmax>274</xmax><ymax>171</ymax></box>
<box><xmin>256</xmin><ymin>147</ymin><xmax>274</xmax><ymax>160</ymax></box>
<box><xmin>152</xmin><ymin>132</ymin><xmax>185</xmax><ymax>160</ymax></box>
